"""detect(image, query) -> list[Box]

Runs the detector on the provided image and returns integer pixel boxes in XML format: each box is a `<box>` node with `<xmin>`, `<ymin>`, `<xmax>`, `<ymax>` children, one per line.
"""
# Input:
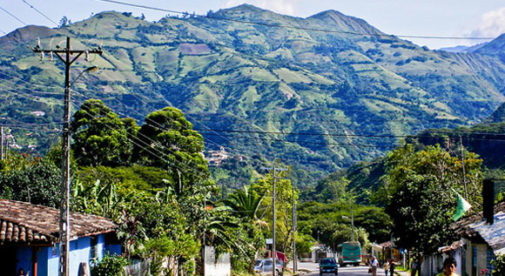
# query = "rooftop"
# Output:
<box><xmin>0</xmin><ymin>199</ymin><xmax>116</xmax><ymax>245</ymax></box>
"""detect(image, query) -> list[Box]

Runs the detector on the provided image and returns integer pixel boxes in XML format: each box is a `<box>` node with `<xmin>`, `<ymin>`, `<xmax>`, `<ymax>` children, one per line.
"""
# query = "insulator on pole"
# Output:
<box><xmin>37</xmin><ymin>38</ymin><xmax>41</xmax><ymax>48</ymax></box>
<box><xmin>49</xmin><ymin>51</ymin><xmax>53</xmax><ymax>61</ymax></box>
<box><xmin>40</xmin><ymin>51</ymin><xmax>44</xmax><ymax>61</ymax></box>
<box><xmin>85</xmin><ymin>50</ymin><xmax>89</xmax><ymax>61</ymax></box>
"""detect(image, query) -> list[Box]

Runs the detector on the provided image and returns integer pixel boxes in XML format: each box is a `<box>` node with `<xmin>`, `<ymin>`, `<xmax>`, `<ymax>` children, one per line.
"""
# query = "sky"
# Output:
<box><xmin>1</xmin><ymin>0</ymin><xmax>505</xmax><ymax>49</ymax></box>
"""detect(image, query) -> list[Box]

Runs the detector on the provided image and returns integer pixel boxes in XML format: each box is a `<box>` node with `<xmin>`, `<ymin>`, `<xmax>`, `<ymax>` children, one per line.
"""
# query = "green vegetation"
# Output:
<box><xmin>382</xmin><ymin>144</ymin><xmax>482</xmax><ymax>265</ymax></box>
<box><xmin>0</xmin><ymin>101</ymin><xmax>319</xmax><ymax>275</ymax></box>
<box><xmin>297</xmin><ymin>200</ymin><xmax>392</xmax><ymax>249</ymax></box>
<box><xmin>90</xmin><ymin>254</ymin><xmax>129</xmax><ymax>276</ymax></box>
<box><xmin>3</xmin><ymin>5</ymin><xmax>505</xmax><ymax>191</ymax></box>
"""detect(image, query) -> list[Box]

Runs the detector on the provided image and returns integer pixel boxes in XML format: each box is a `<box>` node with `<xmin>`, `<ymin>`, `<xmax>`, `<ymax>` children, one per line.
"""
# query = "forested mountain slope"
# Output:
<box><xmin>2</xmin><ymin>5</ymin><xmax>505</xmax><ymax>188</ymax></box>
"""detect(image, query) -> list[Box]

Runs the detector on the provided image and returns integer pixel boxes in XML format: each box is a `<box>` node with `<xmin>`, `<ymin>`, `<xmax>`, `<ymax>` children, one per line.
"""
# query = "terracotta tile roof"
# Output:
<box><xmin>0</xmin><ymin>199</ymin><xmax>116</xmax><ymax>245</ymax></box>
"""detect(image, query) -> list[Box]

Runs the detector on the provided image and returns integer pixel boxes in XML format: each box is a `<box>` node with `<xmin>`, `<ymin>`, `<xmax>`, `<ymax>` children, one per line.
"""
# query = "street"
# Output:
<box><xmin>300</xmin><ymin>264</ymin><xmax>394</xmax><ymax>276</ymax></box>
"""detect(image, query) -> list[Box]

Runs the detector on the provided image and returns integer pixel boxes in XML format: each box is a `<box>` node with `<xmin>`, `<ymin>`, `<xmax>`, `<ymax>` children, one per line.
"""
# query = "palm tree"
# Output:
<box><xmin>223</xmin><ymin>186</ymin><xmax>265</xmax><ymax>223</ymax></box>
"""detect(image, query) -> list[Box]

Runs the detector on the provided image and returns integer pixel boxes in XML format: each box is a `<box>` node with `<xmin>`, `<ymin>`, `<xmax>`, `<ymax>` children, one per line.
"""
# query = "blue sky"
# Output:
<box><xmin>1</xmin><ymin>0</ymin><xmax>505</xmax><ymax>49</ymax></box>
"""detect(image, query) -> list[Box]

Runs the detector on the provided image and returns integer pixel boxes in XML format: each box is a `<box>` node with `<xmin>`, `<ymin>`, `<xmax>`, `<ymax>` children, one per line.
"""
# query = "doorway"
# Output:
<box><xmin>0</xmin><ymin>246</ymin><xmax>17</xmax><ymax>275</ymax></box>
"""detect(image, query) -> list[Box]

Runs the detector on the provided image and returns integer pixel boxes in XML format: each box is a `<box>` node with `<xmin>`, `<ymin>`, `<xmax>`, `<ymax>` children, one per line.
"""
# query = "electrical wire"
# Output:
<box><xmin>0</xmin><ymin>5</ymin><xmax>27</xmax><ymax>25</ymax></box>
<box><xmin>95</xmin><ymin>0</ymin><xmax>496</xmax><ymax>41</ymax></box>
<box><xmin>76</xmin><ymin>102</ymin><xmax>210</xmax><ymax>177</ymax></box>
<box><xmin>21</xmin><ymin>0</ymin><xmax>58</xmax><ymax>26</ymax></box>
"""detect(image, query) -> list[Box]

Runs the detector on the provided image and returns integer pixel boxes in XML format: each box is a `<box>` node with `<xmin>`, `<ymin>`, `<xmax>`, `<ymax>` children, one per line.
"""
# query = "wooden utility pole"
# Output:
<box><xmin>0</xmin><ymin>126</ymin><xmax>3</xmax><ymax>160</ymax></box>
<box><xmin>460</xmin><ymin>136</ymin><xmax>468</xmax><ymax>198</ymax></box>
<box><xmin>33</xmin><ymin>37</ymin><xmax>101</xmax><ymax>276</ymax></box>
<box><xmin>292</xmin><ymin>183</ymin><xmax>297</xmax><ymax>273</ymax></box>
<box><xmin>262</xmin><ymin>165</ymin><xmax>287</xmax><ymax>276</ymax></box>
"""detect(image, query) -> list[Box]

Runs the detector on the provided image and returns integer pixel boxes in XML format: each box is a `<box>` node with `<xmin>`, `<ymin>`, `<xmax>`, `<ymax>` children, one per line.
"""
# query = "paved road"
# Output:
<box><xmin>304</xmin><ymin>265</ymin><xmax>392</xmax><ymax>276</ymax></box>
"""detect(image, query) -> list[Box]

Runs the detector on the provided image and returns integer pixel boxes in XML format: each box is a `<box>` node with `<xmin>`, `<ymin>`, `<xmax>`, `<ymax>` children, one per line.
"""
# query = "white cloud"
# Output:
<box><xmin>471</xmin><ymin>7</ymin><xmax>505</xmax><ymax>37</ymax></box>
<box><xmin>224</xmin><ymin>0</ymin><xmax>297</xmax><ymax>16</ymax></box>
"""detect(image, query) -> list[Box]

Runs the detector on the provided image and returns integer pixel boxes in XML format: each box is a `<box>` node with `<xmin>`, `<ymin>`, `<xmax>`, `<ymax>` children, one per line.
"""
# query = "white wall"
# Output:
<box><xmin>204</xmin><ymin>246</ymin><xmax>231</xmax><ymax>276</ymax></box>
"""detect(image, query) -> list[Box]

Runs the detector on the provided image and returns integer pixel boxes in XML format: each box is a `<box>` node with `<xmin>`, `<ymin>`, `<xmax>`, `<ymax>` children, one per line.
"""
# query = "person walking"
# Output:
<box><xmin>411</xmin><ymin>260</ymin><xmax>418</xmax><ymax>276</ymax></box>
<box><xmin>370</xmin><ymin>256</ymin><xmax>378</xmax><ymax>276</ymax></box>
<box><xmin>389</xmin><ymin>259</ymin><xmax>395</xmax><ymax>276</ymax></box>
<box><xmin>384</xmin><ymin>260</ymin><xmax>390</xmax><ymax>276</ymax></box>
<box><xmin>436</xmin><ymin>257</ymin><xmax>460</xmax><ymax>276</ymax></box>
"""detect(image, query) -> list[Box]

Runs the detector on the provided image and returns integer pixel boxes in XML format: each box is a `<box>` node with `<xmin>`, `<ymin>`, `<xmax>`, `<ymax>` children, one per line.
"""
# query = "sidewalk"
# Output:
<box><xmin>396</xmin><ymin>270</ymin><xmax>410</xmax><ymax>276</ymax></box>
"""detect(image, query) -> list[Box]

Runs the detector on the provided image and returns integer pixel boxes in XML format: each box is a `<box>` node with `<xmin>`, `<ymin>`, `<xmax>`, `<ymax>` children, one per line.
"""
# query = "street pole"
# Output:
<box><xmin>351</xmin><ymin>204</ymin><xmax>354</xmax><ymax>242</ymax></box>
<box><xmin>292</xmin><ymin>183</ymin><xmax>297</xmax><ymax>273</ymax></box>
<box><xmin>33</xmin><ymin>37</ymin><xmax>102</xmax><ymax>276</ymax></box>
<box><xmin>202</xmin><ymin>196</ymin><xmax>206</xmax><ymax>276</ymax></box>
<box><xmin>262</xmin><ymin>165</ymin><xmax>287</xmax><ymax>276</ymax></box>
<box><xmin>273</xmin><ymin>167</ymin><xmax>276</xmax><ymax>276</ymax></box>
<box><xmin>460</xmin><ymin>136</ymin><xmax>468</xmax><ymax>199</ymax></box>
<box><xmin>0</xmin><ymin>126</ymin><xmax>3</xmax><ymax>160</ymax></box>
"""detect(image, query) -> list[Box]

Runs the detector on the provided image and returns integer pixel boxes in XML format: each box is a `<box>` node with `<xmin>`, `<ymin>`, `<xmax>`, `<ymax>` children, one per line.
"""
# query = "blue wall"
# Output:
<box><xmin>13</xmin><ymin>233</ymin><xmax>121</xmax><ymax>276</ymax></box>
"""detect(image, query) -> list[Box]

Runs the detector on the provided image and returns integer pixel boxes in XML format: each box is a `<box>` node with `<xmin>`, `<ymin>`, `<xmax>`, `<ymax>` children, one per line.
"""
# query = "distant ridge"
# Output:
<box><xmin>2</xmin><ymin>5</ymin><xmax>505</xmax><ymax>188</ymax></box>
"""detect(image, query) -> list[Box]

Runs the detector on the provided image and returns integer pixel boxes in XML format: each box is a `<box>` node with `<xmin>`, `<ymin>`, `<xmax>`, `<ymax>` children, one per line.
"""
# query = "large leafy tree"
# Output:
<box><xmin>133</xmin><ymin>107</ymin><xmax>210</xmax><ymax>196</ymax></box>
<box><xmin>71</xmin><ymin>99</ymin><xmax>132</xmax><ymax>167</ymax></box>
<box><xmin>297</xmin><ymin>201</ymin><xmax>390</xmax><ymax>251</ymax></box>
<box><xmin>383</xmin><ymin>144</ymin><xmax>482</xmax><ymax>268</ymax></box>
<box><xmin>0</xmin><ymin>154</ymin><xmax>60</xmax><ymax>207</ymax></box>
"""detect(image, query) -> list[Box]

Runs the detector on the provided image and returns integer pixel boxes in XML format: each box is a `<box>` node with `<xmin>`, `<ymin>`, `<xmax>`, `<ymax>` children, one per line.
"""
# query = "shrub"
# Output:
<box><xmin>91</xmin><ymin>254</ymin><xmax>129</xmax><ymax>276</ymax></box>
<box><xmin>492</xmin><ymin>254</ymin><xmax>505</xmax><ymax>275</ymax></box>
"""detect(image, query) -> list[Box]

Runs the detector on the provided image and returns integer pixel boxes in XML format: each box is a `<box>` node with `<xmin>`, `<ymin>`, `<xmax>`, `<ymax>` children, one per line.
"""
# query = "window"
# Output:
<box><xmin>90</xmin><ymin>236</ymin><xmax>99</xmax><ymax>258</ymax></box>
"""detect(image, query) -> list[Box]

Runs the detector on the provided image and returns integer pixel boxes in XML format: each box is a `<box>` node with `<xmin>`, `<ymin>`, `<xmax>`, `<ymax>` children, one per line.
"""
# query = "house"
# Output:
<box><xmin>421</xmin><ymin>202</ymin><xmax>505</xmax><ymax>276</ymax></box>
<box><xmin>0</xmin><ymin>199</ymin><xmax>121</xmax><ymax>276</ymax></box>
<box><xmin>379</xmin><ymin>241</ymin><xmax>401</xmax><ymax>263</ymax></box>
<box><xmin>30</xmin><ymin>111</ymin><xmax>46</xmax><ymax>117</ymax></box>
<box><xmin>450</xmin><ymin>202</ymin><xmax>505</xmax><ymax>276</ymax></box>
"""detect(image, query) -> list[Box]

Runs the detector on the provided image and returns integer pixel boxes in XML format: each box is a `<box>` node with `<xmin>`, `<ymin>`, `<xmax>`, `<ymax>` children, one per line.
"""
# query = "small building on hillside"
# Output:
<box><xmin>0</xmin><ymin>199</ymin><xmax>121</xmax><ymax>276</ymax></box>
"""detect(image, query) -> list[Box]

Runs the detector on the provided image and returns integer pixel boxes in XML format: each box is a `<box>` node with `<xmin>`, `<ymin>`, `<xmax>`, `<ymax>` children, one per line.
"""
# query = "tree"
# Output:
<box><xmin>254</xmin><ymin>169</ymin><xmax>299</xmax><ymax>258</ymax></box>
<box><xmin>383</xmin><ymin>144</ymin><xmax>482</xmax><ymax>271</ymax></box>
<box><xmin>223</xmin><ymin>185</ymin><xmax>264</xmax><ymax>222</ymax></box>
<box><xmin>59</xmin><ymin>16</ymin><xmax>69</xmax><ymax>27</ymax></box>
<box><xmin>222</xmin><ymin>185</ymin><xmax>268</xmax><ymax>272</ymax></box>
<box><xmin>133</xmin><ymin>107</ymin><xmax>210</xmax><ymax>196</ymax></box>
<box><xmin>72</xmin><ymin>99</ymin><xmax>132</xmax><ymax>167</ymax></box>
<box><xmin>0</xmin><ymin>154</ymin><xmax>60</xmax><ymax>207</ymax></box>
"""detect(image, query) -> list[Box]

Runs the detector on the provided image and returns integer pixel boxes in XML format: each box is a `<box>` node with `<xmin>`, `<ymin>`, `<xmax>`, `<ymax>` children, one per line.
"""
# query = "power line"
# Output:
<box><xmin>76</xmin><ymin>102</ymin><xmax>209</xmax><ymax>177</ymax></box>
<box><xmin>21</xmin><ymin>0</ymin><xmax>58</xmax><ymax>26</ymax></box>
<box><xmin>195</xmin><ymin>127</ymin><xmax>505</xmax><ymax>141</ymax></box>
<box><xmin>95</xmin><ymin>0</ymin><xmax>496</xmax><ymax>41</ymax></box>
<box><xmin>0</xmin><ymin>5</ymin><xmax>27</xmax><ymax>25</ymax></box>
<box><xmin>97</xmin><ymin>0</ymin><xmax>183</xmax><ymax>15</ymax></box>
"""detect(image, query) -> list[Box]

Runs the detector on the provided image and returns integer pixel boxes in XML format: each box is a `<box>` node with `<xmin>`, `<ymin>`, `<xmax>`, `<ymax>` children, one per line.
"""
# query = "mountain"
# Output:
<box><xmin>474</xmin><ymin>34</ymin><xmax>505</xmax><ymax>58</ymax></box>
<box><xmin>438</xmin><ymin>42</ymin><xmax>487</xmax><ymax>53</ymax></box>
<box><xmin>2</xmin><ymin>6</ymin><xmax>505</xmax><ymax>188</ymax></box>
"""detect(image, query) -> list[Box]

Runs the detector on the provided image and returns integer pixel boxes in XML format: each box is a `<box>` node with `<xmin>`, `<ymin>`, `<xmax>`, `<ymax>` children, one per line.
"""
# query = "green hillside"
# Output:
<box><xmin>313</xmin><ymin>102</ymin><xmax>505</xmax><ymax>204</ymax></box>
<box><xmin>2</xmin><ymin>5</ymin><xmax>505</xmax><ymax>188</ymax></box>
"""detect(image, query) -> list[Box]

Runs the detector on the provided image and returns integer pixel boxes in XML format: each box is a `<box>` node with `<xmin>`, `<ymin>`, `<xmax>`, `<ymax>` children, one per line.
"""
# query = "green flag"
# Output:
<box><xmin>453</xmin><ymin>193</ymin><xmax>472</xmax><ymax>221</ymax></box>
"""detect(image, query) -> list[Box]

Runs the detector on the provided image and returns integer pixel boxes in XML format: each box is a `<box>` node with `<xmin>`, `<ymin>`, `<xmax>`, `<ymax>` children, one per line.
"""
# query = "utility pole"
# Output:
<box><xmin>292</xmin><ymin>183</ymin><xmax>297</xmax><ymax>273</ymax></box>
<box><xmin>460</xmin><ymin>136</ymin><xmax>468</xmax><ymax>199</ymax></box>
<box><xmin>0</xmin><ymin>126</ymin><xmax>3</xmax><ymax>160</ymax></box>
<box><xmin>262</xmin><ymin>165</ymin><xmax>287</xmax><ymax>276</ymax></box>
<box><xmin>33</xmin><ymin>37</ymin><xmax>102</xmax><ymax>276</ymax></box>
<box><xmin>4</xmin><ymin>134</ymin><xmax>8</xmax><ymax>159</ymax></box>
<box><xmin>351</xmin><ymin>204</ymin><xmax>354</xmax><ymax>242</ymax></box>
